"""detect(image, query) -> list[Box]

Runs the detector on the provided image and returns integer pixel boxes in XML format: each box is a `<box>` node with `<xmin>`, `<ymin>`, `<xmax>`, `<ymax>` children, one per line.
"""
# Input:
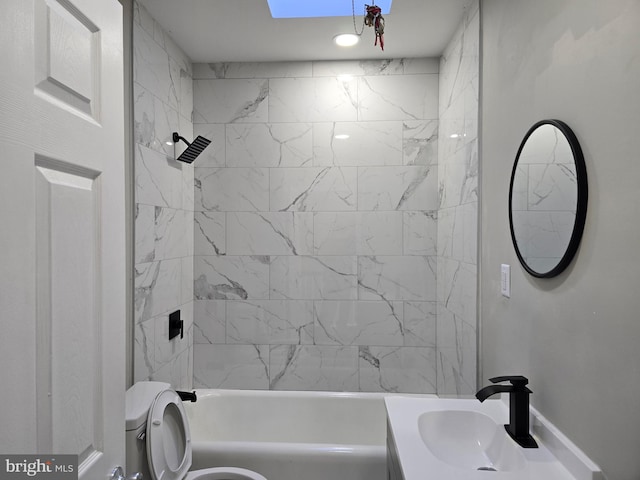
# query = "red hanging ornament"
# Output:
<box><xmin>364</xmin><ymin>4</ymin><xmax>385</xmax><ymax>51</ymax></box>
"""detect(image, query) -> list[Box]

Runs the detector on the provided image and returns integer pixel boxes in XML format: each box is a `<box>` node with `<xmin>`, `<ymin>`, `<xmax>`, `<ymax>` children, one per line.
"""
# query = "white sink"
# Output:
<box><xmin>418</xmin><ymin>410</ymin><xmax>525</xmax><ymax>472</ymax></box>
<box><xmin>385</xmin><ymin>397</ymin><xmax>579</xmax><ymax>480</ymax></box>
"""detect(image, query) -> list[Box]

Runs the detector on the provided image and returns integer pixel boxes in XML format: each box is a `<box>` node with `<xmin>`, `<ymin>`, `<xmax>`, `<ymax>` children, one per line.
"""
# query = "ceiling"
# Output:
<box><xmin>138</xmin><ymin>0</ymin><xmax>475</xmax><ymax>63</ymax></box>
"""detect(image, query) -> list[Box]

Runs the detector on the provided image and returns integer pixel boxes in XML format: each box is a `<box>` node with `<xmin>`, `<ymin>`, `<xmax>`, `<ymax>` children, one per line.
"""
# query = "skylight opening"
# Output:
<box><xmin>267</xmin><ymin>0</ymin><xmax>392</xmax><ymax>19</ymax></box>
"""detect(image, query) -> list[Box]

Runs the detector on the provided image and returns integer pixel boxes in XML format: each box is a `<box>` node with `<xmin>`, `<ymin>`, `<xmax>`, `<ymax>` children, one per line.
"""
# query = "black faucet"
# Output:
<box><xmin>476</xmin><ymin>375</ymin><xmax>538</xmax><ymax>448</ymax></box>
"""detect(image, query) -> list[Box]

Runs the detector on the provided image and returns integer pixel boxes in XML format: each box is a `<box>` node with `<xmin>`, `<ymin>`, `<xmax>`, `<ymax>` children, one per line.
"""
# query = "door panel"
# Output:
<box><xmin>34</xmin><ymin>0</ymin><xmax>102</xmax><ymax>120</ymax></box>
<box><xmin>0</xmin><ymin>1</ymin><xmax>126</xmax><ymax>478</ymax></box>
<box><xmin>35</xmin><ymin>160</ymin><xmax>102</xmax><ymax>464</ymax></box>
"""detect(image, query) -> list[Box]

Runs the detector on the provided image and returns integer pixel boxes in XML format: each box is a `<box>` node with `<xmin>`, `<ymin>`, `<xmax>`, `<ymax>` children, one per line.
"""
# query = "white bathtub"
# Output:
<box><xmin>184</xmin><ymin>389</ymin><xmax>432</xmax><ymax>480</ymax></box>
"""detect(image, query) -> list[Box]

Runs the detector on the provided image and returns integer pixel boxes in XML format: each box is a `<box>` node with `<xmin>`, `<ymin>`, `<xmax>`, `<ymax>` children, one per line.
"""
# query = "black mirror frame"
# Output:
<box><xmin>508</xmin><ymin>119</ymin><xmax>588</xmax><ymax>278</ymax></box>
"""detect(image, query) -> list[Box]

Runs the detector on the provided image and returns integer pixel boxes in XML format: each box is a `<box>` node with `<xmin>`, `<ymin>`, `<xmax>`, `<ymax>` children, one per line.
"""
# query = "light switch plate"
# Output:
<box><xmin>501</xmin><ymin>264</ymin><xmax>511</xmax><ymax>298</ymax></box>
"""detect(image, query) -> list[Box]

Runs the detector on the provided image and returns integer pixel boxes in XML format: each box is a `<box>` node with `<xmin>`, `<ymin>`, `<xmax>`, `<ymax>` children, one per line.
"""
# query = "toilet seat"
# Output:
<box><xmin>184</xmin><ymin>467</ymin><xmax>268</xmax><ymax>480</ymax></box>
<box><xmin>146</xmin><ymin>389</ymin><xmax>192</xmax><ymax>480</ymax></box>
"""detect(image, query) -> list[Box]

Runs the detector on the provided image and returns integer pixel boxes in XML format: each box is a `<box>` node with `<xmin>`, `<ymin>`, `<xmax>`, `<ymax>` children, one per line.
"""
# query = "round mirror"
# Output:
<box><xmin>509</xmin><ymin>120</ymin><xmax>588</xmax><ymax>278</ymax></box>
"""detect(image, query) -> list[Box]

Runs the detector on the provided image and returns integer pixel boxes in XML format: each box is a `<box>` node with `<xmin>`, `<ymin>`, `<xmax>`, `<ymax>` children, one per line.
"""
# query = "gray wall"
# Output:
<box><xmin>480</xmin><ymin>1</ymin><xmax>640</xmax><ymax>479</ymax></box>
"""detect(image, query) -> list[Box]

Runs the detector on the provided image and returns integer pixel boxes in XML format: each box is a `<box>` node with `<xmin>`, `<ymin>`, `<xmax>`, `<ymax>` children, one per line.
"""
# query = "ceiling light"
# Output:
<box><xmin>334</xmin><ymin>134</ymin><xmax>350</xmax><ymax>140</ymax></box>
<box><xmin>334</xmin><ymin>33</ymin><xmax>360</xmax><ymax>47</ymax></box>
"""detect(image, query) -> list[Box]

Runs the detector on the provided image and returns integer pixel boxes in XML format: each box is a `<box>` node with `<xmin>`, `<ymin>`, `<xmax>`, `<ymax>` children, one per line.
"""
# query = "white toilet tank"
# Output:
<box><xmin>125</xmin><ymin>381</ymin><xmax>172</xmax><ymax>479</ymax></box>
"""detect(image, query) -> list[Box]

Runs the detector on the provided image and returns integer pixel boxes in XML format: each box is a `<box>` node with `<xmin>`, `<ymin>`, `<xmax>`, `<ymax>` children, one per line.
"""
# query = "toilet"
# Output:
<box><xmin>125</xmin><ymin>381</ymin><xmax>267</xmax><ymax>480</ymax></box>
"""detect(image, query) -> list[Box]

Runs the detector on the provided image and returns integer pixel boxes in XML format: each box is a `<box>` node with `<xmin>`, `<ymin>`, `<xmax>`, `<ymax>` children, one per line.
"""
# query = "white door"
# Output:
<box><xmin>0</xmin><ymin>0</ymin><xmax>126</xmax><ymax>479</ymax></box>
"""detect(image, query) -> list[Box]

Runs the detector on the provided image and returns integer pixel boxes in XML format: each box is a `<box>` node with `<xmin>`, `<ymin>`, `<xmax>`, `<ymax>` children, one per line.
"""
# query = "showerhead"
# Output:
<box><xmin>172</xmin><ymin>132</ymin><xmax>211</xmax><ymax>164</ymax></box>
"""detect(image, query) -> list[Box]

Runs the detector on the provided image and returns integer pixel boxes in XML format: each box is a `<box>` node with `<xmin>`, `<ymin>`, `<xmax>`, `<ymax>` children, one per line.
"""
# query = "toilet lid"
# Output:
<box><xmin>146</xmin><ymin>389</ymin><xmax>192</xmax><ymax>480</ymax></box>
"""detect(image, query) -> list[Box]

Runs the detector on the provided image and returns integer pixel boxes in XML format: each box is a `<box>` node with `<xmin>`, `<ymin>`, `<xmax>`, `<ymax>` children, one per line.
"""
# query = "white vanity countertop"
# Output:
<box><xmin>385</xmin><ymin>397</ymin><xmax>597</xmax><ymax>480</ymax></box>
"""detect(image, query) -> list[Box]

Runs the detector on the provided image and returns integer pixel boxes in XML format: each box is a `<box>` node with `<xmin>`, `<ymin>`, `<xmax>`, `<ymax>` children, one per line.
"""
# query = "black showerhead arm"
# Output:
<box><xmin>173</xmin><ymin>132</ymin><xmax>191</xmax><ymax>146</ymax></box>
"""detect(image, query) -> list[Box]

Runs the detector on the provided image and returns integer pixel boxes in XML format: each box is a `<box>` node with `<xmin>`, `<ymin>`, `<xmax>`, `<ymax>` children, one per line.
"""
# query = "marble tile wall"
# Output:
<box><xmin>192</xmin><ymin>58</ymin><xmax>442</xmax><ymax>393</ymax></box>
<box><xmin>132</xmin><ymin>2</ymin><xmax>194</xmax><ymax>389</ymax></box>
<box><xmin>436</xmin><ymin>0</ymin><xmax>480</xmax><ymax>395</ymax></box>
